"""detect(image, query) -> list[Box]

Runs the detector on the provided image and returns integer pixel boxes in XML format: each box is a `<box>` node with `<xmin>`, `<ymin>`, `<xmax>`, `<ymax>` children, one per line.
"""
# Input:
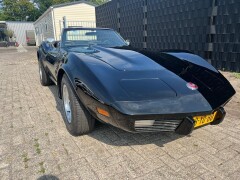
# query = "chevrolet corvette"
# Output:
<box><xmin>37</xmin><ymin>27</ymin><xmax>235</xmax><ymax>136</ymax></box>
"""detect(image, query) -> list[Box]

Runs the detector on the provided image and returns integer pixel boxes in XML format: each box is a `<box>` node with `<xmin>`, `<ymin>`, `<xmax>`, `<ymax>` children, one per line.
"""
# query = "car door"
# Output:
<box><xmin>39</xmin><ymin>42</ymin><xmax>53</xmax><ymax>75</ymax></box>
<box><xmin>45</xmin><ymin>42</ymin><xmax>64</xmax><ymax>81</ymax></box>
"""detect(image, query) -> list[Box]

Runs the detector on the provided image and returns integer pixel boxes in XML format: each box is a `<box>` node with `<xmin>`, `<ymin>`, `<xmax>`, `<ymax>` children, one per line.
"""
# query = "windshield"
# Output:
<box><xmin>62</xmin><ymin>28</ymin><xmax>127</xmax><ymax>48</ymax></box>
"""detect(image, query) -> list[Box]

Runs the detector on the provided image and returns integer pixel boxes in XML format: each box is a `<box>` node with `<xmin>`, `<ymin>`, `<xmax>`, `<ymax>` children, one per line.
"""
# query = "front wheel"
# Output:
<box><xmin>38</xmin><ymin>61</ymin><xmax>53</xmax><ymax>86</ymax></box>
<box><xmin>61</xmin><ymin>74</ymin><xmax>95</xmax><ymax>136</ymax></box>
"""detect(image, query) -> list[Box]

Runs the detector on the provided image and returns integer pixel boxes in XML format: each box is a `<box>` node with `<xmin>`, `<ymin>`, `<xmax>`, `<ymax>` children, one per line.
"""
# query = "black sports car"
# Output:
<box><xmin>37</xmin><ymin>27</ymin><xmax>235</xmax><ymax>136</ymax></box>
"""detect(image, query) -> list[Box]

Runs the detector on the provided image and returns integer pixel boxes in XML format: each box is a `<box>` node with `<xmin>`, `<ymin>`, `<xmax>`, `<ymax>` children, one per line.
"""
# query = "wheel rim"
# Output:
<box><xmin>39</xmin><ymin>67</ymin><xmax>42</xmax><ymax>80</ymax></box>
<box><xmin>63</xmin><ymin>84</ymin><xmax>72</xmax><ymax>123</ymax></box>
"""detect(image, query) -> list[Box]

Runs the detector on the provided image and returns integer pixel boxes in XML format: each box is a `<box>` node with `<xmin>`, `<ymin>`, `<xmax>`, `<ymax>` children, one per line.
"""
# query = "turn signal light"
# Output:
<box><xmin>97</xmin><ymin>108</ymin><xmax>110</xmax><ymax>117</ymax></box>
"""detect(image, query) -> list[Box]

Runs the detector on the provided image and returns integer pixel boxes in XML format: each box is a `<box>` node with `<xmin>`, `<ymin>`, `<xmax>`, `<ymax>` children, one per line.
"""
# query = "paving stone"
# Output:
<box><xmin>159</xmin><ymin>154</ymin><xmax>184</xmax><ymax>171</ymax></box>
<box><xmin>76</xmin><ymin>164</ymin><xmax>99</xmax><ymax>180</ymax></box>
<box><xmin>179</xmin><ymin>154</ymin><xmax>203</xmax><ymax>167</ymax></box>
<box><xmin>200</xmin><ymin>171</ymin><xmax>224</xmax><ymax>180</ymax></box>
<box><xmin>0</xmin><ymin>168</ymin><xmax>10</xmax><ymax>180</ymax></box>
<box><xmin>217</xmin><ymin>155</ymin><xmax>240</xmax><ymax>176</ymax></box>
<box><xmin>226</xmin><ymin>170</ymin><xmax>240</xmax><ymax>180</ymax></box>
<box><xmin>217</xmin><ymin>147</ymin><xmax>239</xmax><ymax>161</ymax></box>
<box><xmin>197</xmin><ymin>150</ymin><xmax>223</xmax><ymax>165</ymax></box>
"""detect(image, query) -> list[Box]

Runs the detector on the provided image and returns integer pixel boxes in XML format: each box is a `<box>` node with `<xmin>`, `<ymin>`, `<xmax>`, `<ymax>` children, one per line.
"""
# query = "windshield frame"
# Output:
<box><xmin>61</xmin><ymin>28</ymin><xmax>127</xmax><ymax>48</ymax></box>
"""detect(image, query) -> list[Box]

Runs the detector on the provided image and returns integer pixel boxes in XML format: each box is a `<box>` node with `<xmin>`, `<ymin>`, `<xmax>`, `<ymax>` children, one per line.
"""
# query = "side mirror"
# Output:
<box><xmin>53</xmin><ymin>41</ymin><xmax>61</xmax><ymax>48</ymax></box>
<box><xmin>126</xmin><ymin>39</ymin><xmax>130</xmax><ymax>46</ymax></box>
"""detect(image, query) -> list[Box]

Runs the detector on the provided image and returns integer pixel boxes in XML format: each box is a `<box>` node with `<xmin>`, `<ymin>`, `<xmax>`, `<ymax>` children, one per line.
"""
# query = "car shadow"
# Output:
<box><xmin>48</xmin><ymin>85</ymin><xmax>186</xmax><ymax>147</ymax></box>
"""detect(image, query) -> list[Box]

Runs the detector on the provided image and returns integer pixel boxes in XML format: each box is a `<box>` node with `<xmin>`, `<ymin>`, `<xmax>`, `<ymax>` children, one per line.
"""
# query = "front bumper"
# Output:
<box><xmin>175</xmin><ymin>107</ymin><xmax>225</xmax><ymax>135</ymax></box>
<box><xmin>93</xmin><ymin>101</ymin><xmax>226</xmax><ymax>135</ymax></box>
<box><xmin>76</xmin><ymin>87</ymin><xmax>226</xmax><ymax>135</ymax></box>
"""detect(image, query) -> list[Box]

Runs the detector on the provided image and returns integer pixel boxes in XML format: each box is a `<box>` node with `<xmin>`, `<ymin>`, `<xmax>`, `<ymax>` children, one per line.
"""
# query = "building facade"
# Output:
<box><xmin>34</xmin><ymin>1</ymin><xmax>96</xmax><ymax>46</ymax></box>
<box><xmin>96</xmin><ymin>0</ymin><xmax>240</xmax><ymax>72</ymax></box>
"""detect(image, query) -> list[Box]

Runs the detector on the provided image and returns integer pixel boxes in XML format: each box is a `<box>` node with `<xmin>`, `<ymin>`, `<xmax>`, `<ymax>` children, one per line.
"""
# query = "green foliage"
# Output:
<box><xmin>4</xmin><ymin>29</ymin><xmax>14</xmax><ymax>38</ymax></box>
<box><xmin>0</xmin><ymin>12</ymin><xmax>5</xmax><ymax>21</ymax></box>
<box><xmin>233</xmin><ymin>73</ymin><xmax>240</xmax><ymax>79</ymax></box>
<box><xmin>0</xmin><ymin>7</ymin><xmax>5</xmax><ymax>20</ymax></box>
<box><xmin>1</xmin><ymin>0</ymin><xmax>39</xmax><ymax>21</ymax></box>
<box><xmin>89</xmin><ymin>0</ymin><xmax>109</xmax><ymax>5</ymax></box>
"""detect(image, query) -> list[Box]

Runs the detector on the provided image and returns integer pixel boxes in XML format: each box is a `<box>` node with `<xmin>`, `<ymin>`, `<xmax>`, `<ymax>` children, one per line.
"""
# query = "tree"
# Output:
<box><xmin>89</xmin><ymin>0</ymin><xmax>109</xmax><ymax>5</ymax></box>
<box><xmin>1</xmin><ymin>0</ymin><xmax>38</xmax><ymax>21</ymax></box>
<box><xmin>0</xmin><ymin>0</ymin><xmax>4</xmax><ymax>20</ymax></box>
<box><xmin>4</xmin><ymin>29</ymin><xmax>14</xmax><ymax>38</ymax></box>
<box><xmin>0</xmin><ymin>10</ymin><xmax>5</xmax><ymax>21</ymax></box>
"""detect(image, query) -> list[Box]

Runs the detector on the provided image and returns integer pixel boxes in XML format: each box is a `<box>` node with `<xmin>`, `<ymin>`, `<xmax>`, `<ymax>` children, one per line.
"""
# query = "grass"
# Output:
<box><xmin>38</xmin><ymin>162</ymin><xmax>46</xmax><ymax>174</ymax></box>
<box><xmin>22</xmin><ymin>153</ymin><xmax>30</xmax><ymax>169</ymax></box>
<box><xmin>34</xmin><ymin>138</ymin><xmax>41</xmax><ymax>154</ymax></box>
<box><xmin>233</xmin><ymin>73</ymin><xmax>240</xmax><ymax>79</ymax></box>
<box><xmin>44</xmin><ymin>132</ymin><xmax>51</xmax><ymax>145</ymax></box>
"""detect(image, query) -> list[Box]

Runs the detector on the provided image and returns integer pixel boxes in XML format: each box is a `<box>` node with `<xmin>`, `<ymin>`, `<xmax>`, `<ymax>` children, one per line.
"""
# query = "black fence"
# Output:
<box><xmin>96</xmin><ymin>0</ymin><xmax>240</xmax><ymax>72</ymax></box>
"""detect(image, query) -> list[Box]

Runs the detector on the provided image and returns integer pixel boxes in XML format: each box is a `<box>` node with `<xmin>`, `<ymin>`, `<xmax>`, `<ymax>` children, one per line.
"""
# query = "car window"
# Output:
<box><xmin>62</xmin><ymin>29</ymin><xmax>127</xmax><ymax>48</ymax></box>
<box><xmin>66</xmin><ymin>30</ymin><xmax>97</xmax><ymax>41</ymax></box>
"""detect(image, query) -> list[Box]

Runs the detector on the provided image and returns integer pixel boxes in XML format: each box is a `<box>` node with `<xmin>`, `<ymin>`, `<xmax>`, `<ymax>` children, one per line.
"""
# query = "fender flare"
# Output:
<box><xmin>56</xmin><ymin>53</ymin><xmax>106</xmax><ymax>103</ymax></box>
<box><xmin>56</xmin><ymin>65</ymin><xmax>75</xmax><ymax>99</ymax></box>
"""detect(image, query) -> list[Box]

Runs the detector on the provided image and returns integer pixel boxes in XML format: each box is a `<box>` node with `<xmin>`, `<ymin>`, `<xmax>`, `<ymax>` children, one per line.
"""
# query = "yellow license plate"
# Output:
<box><xmin>193</xmin><ymin>112</ymin><xmax>217</xmax><ymax>128</ymax></box>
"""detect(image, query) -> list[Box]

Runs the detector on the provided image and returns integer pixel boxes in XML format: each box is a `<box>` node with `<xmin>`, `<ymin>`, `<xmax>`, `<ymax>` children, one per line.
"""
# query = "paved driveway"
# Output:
<box><xmin>0</xmin><ymin>48</ymin><xmax>240</xmax><ymax>180</ymax></box>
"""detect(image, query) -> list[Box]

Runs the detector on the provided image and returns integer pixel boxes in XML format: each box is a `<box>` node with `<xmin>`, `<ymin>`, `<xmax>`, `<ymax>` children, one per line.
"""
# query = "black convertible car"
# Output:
<box><xmin>37</xmin><ymin>27</ymin><xmax>235</xmax><ymax>136</ymax></box>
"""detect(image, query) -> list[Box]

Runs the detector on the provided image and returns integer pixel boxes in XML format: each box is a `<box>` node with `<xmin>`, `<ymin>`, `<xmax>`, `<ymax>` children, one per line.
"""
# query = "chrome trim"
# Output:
<box><xmin>135</xmin><ymin>119</ymin><xmax>182</xmax><ymax>132</ymax></box>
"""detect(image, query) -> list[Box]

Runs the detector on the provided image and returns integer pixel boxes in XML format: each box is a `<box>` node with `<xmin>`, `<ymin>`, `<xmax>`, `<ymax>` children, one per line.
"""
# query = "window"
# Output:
<box><xmin>62</xmin><ymin>28</ymin><xmax>127</xmax><ymax>48</ymax></box>
<box><xmin>66</xmin><ymin>30</ymin><xmax>97</xmax><ymax>41</ymax></box>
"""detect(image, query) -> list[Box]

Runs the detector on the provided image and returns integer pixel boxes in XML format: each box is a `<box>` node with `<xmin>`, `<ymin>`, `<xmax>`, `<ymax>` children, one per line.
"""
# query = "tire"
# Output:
<box><xmin>61</xmin><ymin>74</ymin><xmax>95</xmax><ymax>136</ymax></box>
<box><xmin>38</xmin><ymin>61</ymin><xmax>52</xmax><ymax>86</ymax></box>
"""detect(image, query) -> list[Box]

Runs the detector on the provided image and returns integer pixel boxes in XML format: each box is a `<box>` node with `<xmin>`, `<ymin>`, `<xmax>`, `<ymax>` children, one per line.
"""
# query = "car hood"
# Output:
<box><xmin>82</xmin><ymin>46</ymin><xmax>164</xmax><ymax>71</ymax></box>
<box><xmin>72</xmin><ymin>46</ymin><xmax>235</xmax><ymax>114</ymax></box>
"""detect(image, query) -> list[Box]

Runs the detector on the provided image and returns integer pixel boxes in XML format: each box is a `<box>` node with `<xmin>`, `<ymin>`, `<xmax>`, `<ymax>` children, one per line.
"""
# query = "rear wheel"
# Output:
<box><xmin>38</xmin><ymin>61</ymin><xmax>52</xmax><ymax>86</ymax></box>
<box><xmin>61</xmin><ymin>74</ymin><xmax>95</xmax><ymax>136</ymax></box>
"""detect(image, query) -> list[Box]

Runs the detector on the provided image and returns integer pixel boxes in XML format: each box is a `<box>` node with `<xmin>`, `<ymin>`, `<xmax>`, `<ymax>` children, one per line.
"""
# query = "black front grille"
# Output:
<box><xmin>134</xmin><ymin>119</ymin><xmax>182</xmax><ymax>132</ymax></box>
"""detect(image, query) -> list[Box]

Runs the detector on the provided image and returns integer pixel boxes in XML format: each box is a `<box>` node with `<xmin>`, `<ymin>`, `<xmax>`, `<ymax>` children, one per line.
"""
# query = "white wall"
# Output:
<box><xmin>34</xmin><ymin>10</ymin><xmax>55</xmax><ymax>46</ymax></box>
<box><xmin>34</xmin><ymin>2</ymin><xmax>96</xmax><ymax>44</ymax></box>
<box><xmin>53</xmin><ymin>3</ymin><xmax>96</xmax><ymax>40</ymax></box>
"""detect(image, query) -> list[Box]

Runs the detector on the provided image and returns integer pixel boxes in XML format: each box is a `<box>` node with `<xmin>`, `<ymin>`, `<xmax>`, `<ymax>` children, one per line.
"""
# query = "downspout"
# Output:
<box><xmin>51</xmin><ymin>7</ymin><xmax>57</xmax><ymax>40</ymax></box>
